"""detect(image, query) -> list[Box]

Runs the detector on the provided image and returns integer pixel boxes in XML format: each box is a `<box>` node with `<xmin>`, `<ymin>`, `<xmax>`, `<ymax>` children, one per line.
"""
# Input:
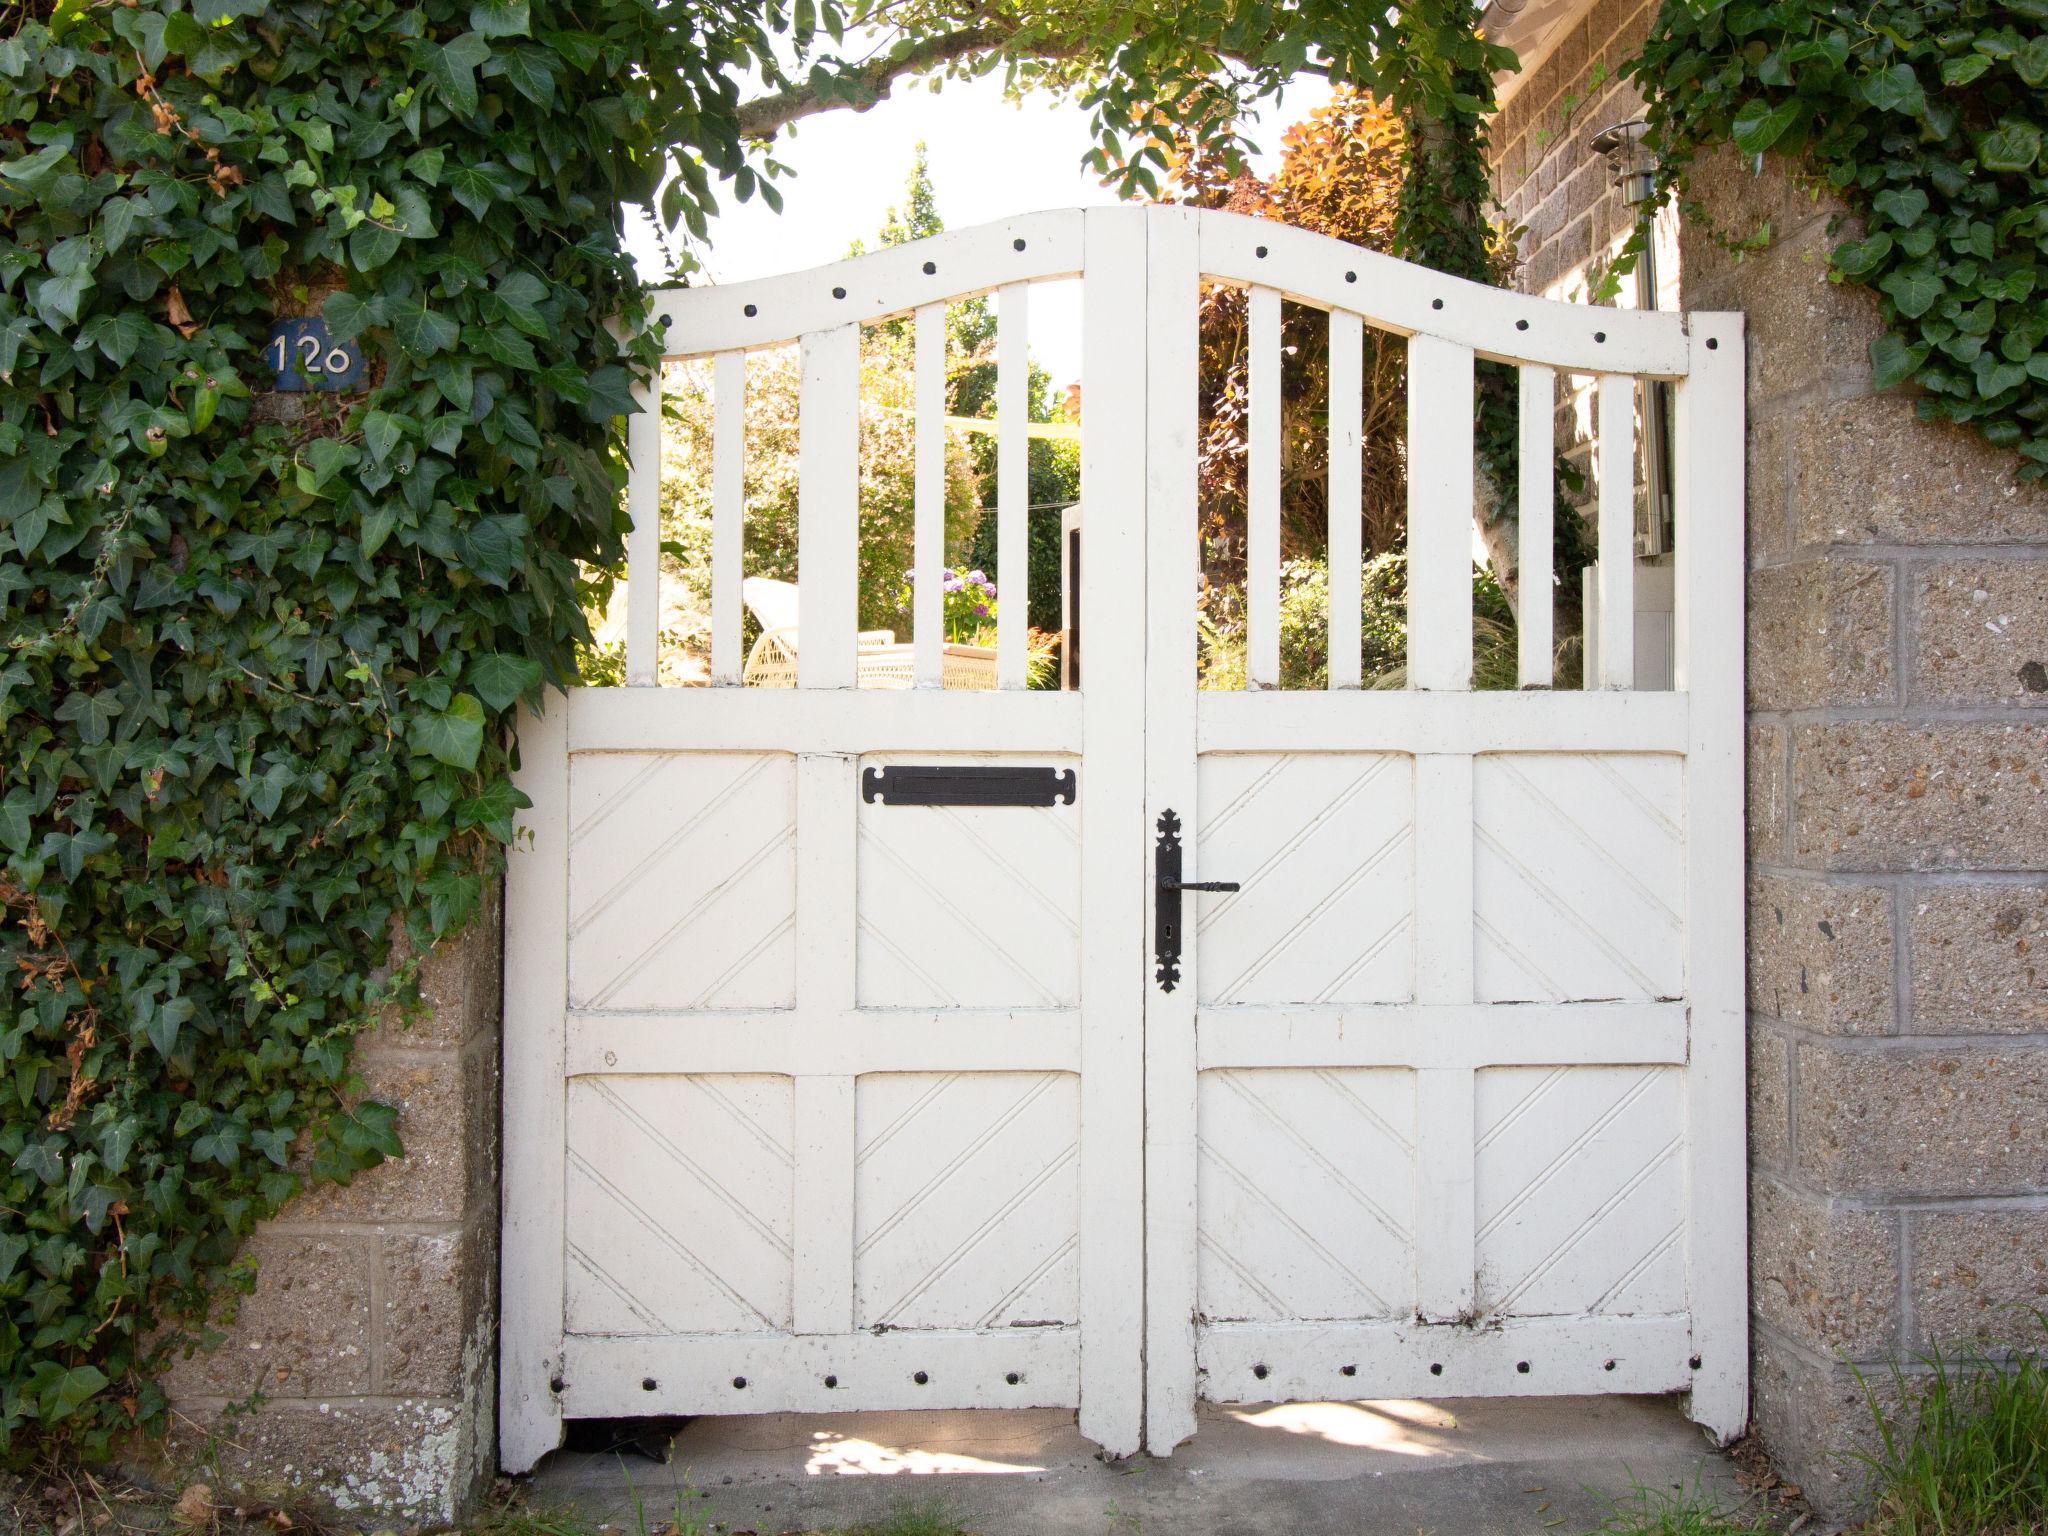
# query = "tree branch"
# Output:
<box><xmin>735</xmin><ymin>23</ymin><xmax>1021</xmax><ymax>140</ymax></box>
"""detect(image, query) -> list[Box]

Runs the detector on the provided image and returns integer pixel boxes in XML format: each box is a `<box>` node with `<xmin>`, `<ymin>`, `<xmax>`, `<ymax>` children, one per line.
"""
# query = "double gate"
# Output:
<box><xmin>500</xmin><ymin>206</ymin><xmax>1746</xmax><ymax>1471</ymax></box>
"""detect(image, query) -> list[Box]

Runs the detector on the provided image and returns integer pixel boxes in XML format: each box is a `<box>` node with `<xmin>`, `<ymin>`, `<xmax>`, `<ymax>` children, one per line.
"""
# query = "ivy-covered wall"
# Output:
<box><xmin>0</xmin><ymin>0</ymin><xmax>770</xmax><ymax>1468</ymax></box>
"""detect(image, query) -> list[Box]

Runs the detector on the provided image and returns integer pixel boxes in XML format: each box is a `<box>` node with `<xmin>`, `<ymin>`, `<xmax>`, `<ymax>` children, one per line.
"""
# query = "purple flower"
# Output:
<box><xmin>943</xmin><ymin>577</ymin><xmax>963</xmax><ymax>592</ymax></box>
<box><xmin>966</xmin><ymin>569</ymin><xmax>986</xmax><ymax>585</ymax></box>
<box><xmin>973</xmin><ymin>602</ymin><xmax>990</xmax><ymax>617</ymax></box>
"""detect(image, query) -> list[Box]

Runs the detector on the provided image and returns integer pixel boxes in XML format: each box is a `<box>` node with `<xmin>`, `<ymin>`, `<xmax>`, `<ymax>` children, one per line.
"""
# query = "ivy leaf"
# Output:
<box><xmin>323</xmin><ymin>290</ymin><xmax>381</xmax><ymax>340</ymax></box>
<box><xmin>393</xmin><ymin>304</ymin><xmax>460</xmax><ymax>358</ymax></box>
<box><xmin>362</xmin><ymin>410</ymin><xmax>406</xmax><ymax>463</ymax></box>
<box><xmin>349</xmin><ymin>220</ymin><xmax>403</xmax><ymax>273</ymax></box>
<box><xmin>1879</xmin><ymin>266</ymin><xmax>1943</xmax><ymax>319</ymax></box>
<box><xmin>444</xmin><ymin>164</ymin><xmax>501</xmax><ymax>219</ymax></box>
<box><xmin>44</xmin><ymin>1365</ymin><xmax>108</xmax><ymax>1421</ymax></box>
<box><xmin>1870</xmin><ymin>332</ymin><xmax>1931</xmax><ymax>390</ymax></box>
<box><xmin>1871</xmin><ymin>187</ymin><xmax>1929</xmax><ymax>226</ymax></box>
<box><xmin>81</xmin><ymin>312</ymin><xmax>151</xmax><ymax>366</ymax></box>
<box><xmin>466</xmin><ymin>651</ymin><xmax>542</xmax><ymax>711</ymax></box>
<box><xmin>1860</xmin><ymin>63</ymin><xmax>1926</xmax><ymax>115</ymax></box>
<box><xmin>1941</xmin><ymin>53</ymin><xmax>1992</xmax><ymax>86</ymax></box>
<box><xmin>1832</xmin><ymin>233</ymin><xmax>1892</xmax><ymax>276</ymax></box>
<box><xmin>413</xmin><ymin>693</ymin><xmax>487</xmax><ymax>769</ymax></box>
<box><xmin>2016</xmin><ymin>34</ymin><xmax>2048</xmax><ymax>88</ymax></box>
<box><xmin>425</xmin><ymin>32</ymin><xmax>493</xmax><ymax>117</ymax></box>
<box><xmin>471</xmin><ymin>0</ymin><xmax>531</xmax><ymax>37</ymax></box>
<box><xmin>1977</xmin><ymin>121</ymin><xmax>2042</xmax><ymax>174</ymax></box>
<box><xmin>1731</xmin><ymin>97</ymin><xmax>1800</xmax><ymax>156</ymax></box>
<box><xmin>146</xmin><ymin>996</ymin><xmax>194</xmax><ymax>1059</ymax></box>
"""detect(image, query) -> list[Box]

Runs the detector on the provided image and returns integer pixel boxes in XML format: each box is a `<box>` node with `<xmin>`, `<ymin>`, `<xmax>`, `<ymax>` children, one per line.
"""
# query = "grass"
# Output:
<box><xmin>1587</xmin><ymin>1478</ymin><xmax>1773</xmax><ymax>1536</ymax></box>
<box><xmin>1850</xmin><ymin>1313</ymin><xmax>2048</xmax><ymax>1536</ymax></box>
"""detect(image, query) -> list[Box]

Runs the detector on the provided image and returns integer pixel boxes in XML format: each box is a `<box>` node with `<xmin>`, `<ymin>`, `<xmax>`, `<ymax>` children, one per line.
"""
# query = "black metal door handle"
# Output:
<box><xmin>1155</xmin><ymin>809</ymin><xmax>1238</xmax><ymax>992</ymax></box>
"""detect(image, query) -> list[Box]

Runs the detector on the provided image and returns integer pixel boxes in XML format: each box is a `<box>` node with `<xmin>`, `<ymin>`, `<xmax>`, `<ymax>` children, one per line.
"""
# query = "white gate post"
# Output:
<box><xmin>1141</xmin><ymin>204</ymin><xmax>1203</xmax><ymax>1455</ymax></box>
<box><xmin>1674</xmin><ymin>316</ymin><xmax>1749</xmax><ymax>1444</ymax></box>
<box><xmin>1075</xmin><ymin>205</ymin><xmax>1151</xmax><ymax>1459</ymax></box>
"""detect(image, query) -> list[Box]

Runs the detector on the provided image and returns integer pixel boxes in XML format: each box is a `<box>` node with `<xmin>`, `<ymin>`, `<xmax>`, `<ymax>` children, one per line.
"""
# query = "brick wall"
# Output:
<box><xmin>1490</xmin><ymin>0</ymin><xmax>1658</xmax><ymax>303</ymax></box>
<box><xmin>138</xmin><ymin>886</ymin><xmax>502</xmax><ymax>1528</ymax></box>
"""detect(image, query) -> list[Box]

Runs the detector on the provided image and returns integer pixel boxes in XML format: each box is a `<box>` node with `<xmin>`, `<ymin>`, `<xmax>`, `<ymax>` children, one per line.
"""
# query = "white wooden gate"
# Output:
<box><xmin>501</xmin><ymin>206</ymin><xmax>1746</xmax><ymax>1473</ymax></box>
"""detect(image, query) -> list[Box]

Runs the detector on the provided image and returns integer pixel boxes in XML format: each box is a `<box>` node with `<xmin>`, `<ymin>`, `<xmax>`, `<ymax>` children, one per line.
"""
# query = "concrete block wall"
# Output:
<box><xmin>1685</xmin><ymin>145</ymin><xmax>2048</xmax><ymax>1512</ymax></box>
<box><xmin>142</xmin><ymin>884</ymin><xmax>503</xmax><ymax>1528</ymax></box>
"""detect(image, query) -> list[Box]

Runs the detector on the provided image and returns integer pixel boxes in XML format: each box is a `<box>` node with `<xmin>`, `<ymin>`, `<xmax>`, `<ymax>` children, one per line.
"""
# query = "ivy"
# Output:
<box><xmin>1628</xmin><ymin>0</ymin><xmax>2048</xmax><ymax>478</ymax></box>
<box><xmin>0</xmin><ymin>0</ymin><xmax>780</xmax><ymax>1458</ymax></box>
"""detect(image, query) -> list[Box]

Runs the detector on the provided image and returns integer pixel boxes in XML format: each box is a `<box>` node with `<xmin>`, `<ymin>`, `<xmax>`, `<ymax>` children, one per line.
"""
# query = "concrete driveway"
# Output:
<box><xmin>526</xmin><ymin>1395</ymin><xmax>1750</xmax><ymax>1534</ymax></box>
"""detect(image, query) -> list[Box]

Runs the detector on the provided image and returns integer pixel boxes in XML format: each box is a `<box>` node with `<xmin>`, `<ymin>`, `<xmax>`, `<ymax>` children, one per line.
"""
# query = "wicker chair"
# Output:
<box><xmin>740</xmin><ymin>578</ymin><xmax>996</xmax><ymax>689</ymax></box>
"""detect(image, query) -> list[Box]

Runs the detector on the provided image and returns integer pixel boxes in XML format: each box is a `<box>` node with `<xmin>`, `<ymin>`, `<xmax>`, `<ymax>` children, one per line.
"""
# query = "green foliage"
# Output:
<box><xmin>1629</xmin><ymin>0</ymin><xmax>2048</xmax><ymax>479</ymax></box>
<box><xmin>0</xmin><ymin>0</ymin><xmax>774</xmax><ymax>1457</ymax></box>
<box><xmin>1851</xmin><ymin>1311</ymin><xmax>2048</xmax><ymax>1536</ymax></box>
<box><xmin>1199</xmin><ymin>552</ymin><xmax>1520</xmax><ymax>691</ymax></box>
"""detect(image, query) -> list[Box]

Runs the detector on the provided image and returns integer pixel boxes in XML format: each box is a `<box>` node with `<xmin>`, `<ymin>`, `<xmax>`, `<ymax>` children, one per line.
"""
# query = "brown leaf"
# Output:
<box><xmin>166</xmin><ymin>287</ymin><xmax>197</xmax><ymax>339</ymax></box>
<box><xmin>170</xmin><ymin>1485</ymin><xmax>213</xmax><ymax>1528</ymax></box>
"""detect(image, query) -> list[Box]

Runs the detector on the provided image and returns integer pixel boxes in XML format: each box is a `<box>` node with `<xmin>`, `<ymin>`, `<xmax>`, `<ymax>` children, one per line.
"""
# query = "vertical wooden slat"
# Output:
<box><xmin>1141</xmin><ymin>204</ymin><xmax>1201</xmax><ymax>1456</ymax></box>
<box><xmin>1413</xmin><ymin>751</ymin><xmax>1476</xmax><ymax>1323</ymax></box>
<box><xmin>710</xmin><ymin>351</ymin><xmax>746</xmax><ymax>686</ymax></box>
<box><xmin>1517</xmin><ymin>364</ymin><xmax>1556</xmax><ymax>689</ymax></box>
<box><xmin>913</xmin><ymin>304</ymin><xmax>947</xmax><ymax>688</ymax></box>
<box><xmin>997</xmin><ymin>283</ymin><xmax>1031</xmax><ymax>689</ymax></box>
<box><xmin>1674</xmin><ymin>317</ymin><xmax>1748</xmax><ymax>1443</ymax></box>
<box><xmin>1406</xmin><ymin>334</ymin><xmax>1475</xmax><ymax>691</ymax></box>
<box><xmin>1247</xmin><ymin>286</ymin><xmax>1282</xmax><ymax>689</ymax></box>
<box><xmin>791</xmin><ymin>753</ymin><xmax>859</xmax><ymax>1335</ymax></box>
<box><xmin>499</xmin><ymin>696</ymin><xmax>568</xmax><ymax>1472</ymax></box>
<box><xmin>1596</xmin><ymin>372</ymin><xmax>1637</xmax><ymax>690</ymax></box>
<box><xmin>1078</xmin><ymin>205</ymin><xmax>1149</xmax><ymax>1461</ymax></box>
<box><xmin>797</xmin><ymin>324</ymin><xmax>860</xmax><ymax>689</ymax></box>
<box><xmin>1327</xmin><ymin>311</ymin><xmax>1364</xmax><ymax>690</ymax></box>
<box><xmin>625</xmin><ymin>364</ymin><xmax>661</xmax><ymax>686</ymax></box>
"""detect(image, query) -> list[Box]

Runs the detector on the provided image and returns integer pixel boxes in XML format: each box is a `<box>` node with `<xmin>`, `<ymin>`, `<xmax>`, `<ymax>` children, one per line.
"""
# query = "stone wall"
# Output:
<box><xmin>1683</xmin><ymin>147</ymin><xmax>2048</xmax><ymax>1512</ymax></box>
<box><xmin>139</xmin><ymin>886</ymin><xmax>503</xmax><ymax>1529</ymax></box>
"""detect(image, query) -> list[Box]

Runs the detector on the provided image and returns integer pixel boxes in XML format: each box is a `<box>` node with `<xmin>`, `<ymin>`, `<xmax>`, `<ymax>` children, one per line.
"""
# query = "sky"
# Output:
<box><xmin>624</xmin><ymin>71</ymin><xmax>1336</xmax><ymax>388</ymax></box>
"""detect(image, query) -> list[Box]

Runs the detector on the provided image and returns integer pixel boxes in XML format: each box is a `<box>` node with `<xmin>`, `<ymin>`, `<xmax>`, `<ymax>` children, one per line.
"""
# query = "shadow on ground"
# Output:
<box><xmin>526</xmin><ymin>1395</ymin><xmax>1745</xmax><ymax>1535</ymax></box>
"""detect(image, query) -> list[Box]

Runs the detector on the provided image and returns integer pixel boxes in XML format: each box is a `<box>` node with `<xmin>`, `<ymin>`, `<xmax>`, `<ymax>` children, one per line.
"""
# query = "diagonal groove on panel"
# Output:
<box><xmin>857</xmin><ymin>1072</ymin><xmax>960</xmax><ymax>1162</ymax></box>
<box><xmin>568</xmin><ymin>1149</ymin><xmax>781</xmax><ymax>1329</ymax></box>
<box><xmin>570</xmin><ymin>756</ymin><xmax>778</xmax><ymax>936</ymax></box>
<box><xmin>587</xmin><ymin>1080</ymin><xmax>793</xmax><ymax>1255</ymax></box>
<box><xmin>935</xmin><ymin>805</ymin><xmax>1081</xmax><ymax>939</ymax></box>
<box><xmin>1313</xmin><ymin>1068</ymin><xmax>1417</xmax><ymax>1156</ymax></box>
<box><xmin>1493</xmin><ymin>1133</ymin><xmax>1683</xmax><ymax>1314</ymax></box>
<box><xmin>856</xmin><ymin>1074</ymin><xmax>1062</xmax><ymax>1256</ymax></box>
<box><xmin>1198</xmin><ymin>1134</ymin><xmax>1393</xmax><ymax>1313</ymax></box>
<box><xmin>685</xmin><ymin>911</ymin><xmax>796</xmax><ymax>1008</ymax></box>
<box><xmin>1475</xmin><ymin>827</ymin><xmax>1661</xmax><ymax>996</ymax></box>
<box><xmin>1475</xmin><ymin>1065</ymin><xmax>1568</xmax><ymax>1152</ymax></box>
<box><xmin>1588</xmin><ymin>1221</ymin><xmax>1685</xmax><ymax>1315</ymax></box>
<box><xmin>976</xmin><ymin>1233</ymin><xmax>1079</xmax><ymax>1329</ymax></box>
<box><xmin>856</xmin><ymin>916</ymin><xmax>963</xmax><ymax>1005</ymax></box>
<box><xmin>688</xmin><ymin>1075</ymin><xmax>797</xmax><ymax>1170</ymax></box>
<box><xmin>1475</xmin><ymin>1070</ymin><xmax>1662</xmax><ymax>1244</ymax></box>
<box><xmin>1314</xmin><ymin>914</ymin><xmax>1414</xmax><ymax>1004</ymax></box>
<box><xmin>874</xmin><ymin>1142</ymin><xmax>1079</xmax><ymax>1324</ymax></box>
<box><xmin>1217</xmin><ymin>1073</ymin><xmax>1412</xmax><ymax>1244</ymax></box>
<box><xmin>569</xmin><ymin>755</ymin><xmax>672</xmax><ymax>843</ymax></box>
<box><xmin>1209</xmin><ymin>818</ymin><xmax>1411</xmax><ymax>1001</ymax></box>
<box><xmin>1492</xmin><ymin>759</ymin><xmax>1681</xmax><ymax>930</ymax></box>
<box><xmin>1197</xmin><ymin>754</ymin><xmax>1295</xmax><ymax>843</ymax></box>
<box><xmin>859</xmin><ymin>827</ymin><xmax>1061</xmax><ymax>1005</ymax></box>
<box><xmin>1197</xmin><ymin>1229</ymin><xmax>1296</xmax><ymax>1319</ymax></box>
<box><xmin>1587</xmin><ymin>756</ymin><xmax>1683</xmax><ymax>844</ymax></box>
<box><xmin>568</xmin><ymin>1243</ymin><xmax>674</xmax><ymax>1332</ymax></box>
<box><xmin>1474</xmin><ymin>911</ymin><xmax>1571</xmax><ymax>1000</ymax></box>
<box><xmin>1197</xmin><ymin>756</ymin><xmax>1396</xmax><ymax>932</ymax></box>
<box><xmin>583</xmin><ymin>821</ymin><xmax>796</xmax><ymax>1008</ymax></box>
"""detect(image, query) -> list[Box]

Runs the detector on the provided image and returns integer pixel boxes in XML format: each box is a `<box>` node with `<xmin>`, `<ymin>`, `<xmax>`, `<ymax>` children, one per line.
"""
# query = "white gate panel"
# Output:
<box><xmin>503</xmin><ymin>206</ymin><xmax>1747</xmax><ymax>1472</ymax></box>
